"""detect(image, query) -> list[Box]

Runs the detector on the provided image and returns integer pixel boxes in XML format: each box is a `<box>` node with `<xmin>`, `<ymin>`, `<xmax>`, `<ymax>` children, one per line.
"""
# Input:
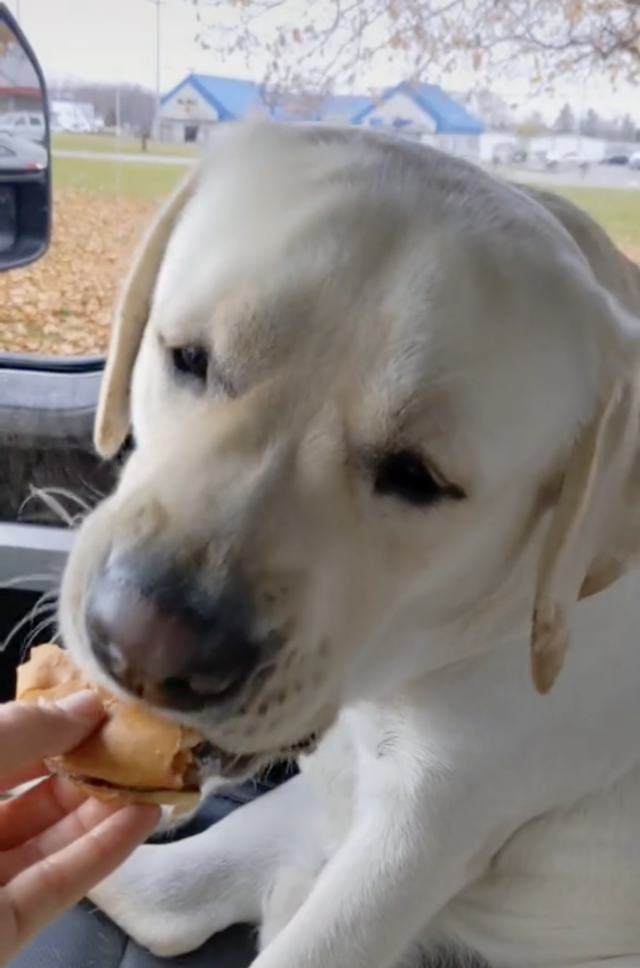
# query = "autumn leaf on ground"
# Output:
<box><xmin>0</xmin><ymin>185</ymin><xmax>638</xmax><ymax>358</ymax></box>
<box><xmin>0</xmin><ymin>190</ymin><xmax>157</xmax><ymax>356</ymax></box>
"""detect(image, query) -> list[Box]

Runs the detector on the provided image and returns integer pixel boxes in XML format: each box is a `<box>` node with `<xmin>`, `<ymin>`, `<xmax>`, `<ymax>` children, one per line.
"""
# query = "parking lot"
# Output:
<box><xmin>496</xmin><ymin>162</ymin><xmax>640</xmax><ymax>191</ymax></box>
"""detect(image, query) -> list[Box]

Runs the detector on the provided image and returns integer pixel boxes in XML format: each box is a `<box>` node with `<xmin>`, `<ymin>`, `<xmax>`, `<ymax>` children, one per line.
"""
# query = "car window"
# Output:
<box><xmin>0</xmin><ymin>0</ymin><xmax>636</xmax><ymax>368</ymax></box>
<box><xmin>0</xmin><ymin>0</ymin><xmax>635</xmax><ymax>533</ymax></box>
<box><xmin>0</xmin><ymin>2</ymin><xmax>193</xmax><ymax>363</ymax></box>
<box><xmin>0</xmin><ymin>0</ymin><xmax>637</xmax><ymax>367</ymax></box>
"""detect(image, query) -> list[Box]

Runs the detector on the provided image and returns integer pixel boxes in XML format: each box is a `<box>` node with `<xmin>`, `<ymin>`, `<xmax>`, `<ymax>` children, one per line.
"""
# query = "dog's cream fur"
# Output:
<box><xmin>60</xmin><ymin>121</ymin><xmax>640</xmax><ymax>968</ymax></box>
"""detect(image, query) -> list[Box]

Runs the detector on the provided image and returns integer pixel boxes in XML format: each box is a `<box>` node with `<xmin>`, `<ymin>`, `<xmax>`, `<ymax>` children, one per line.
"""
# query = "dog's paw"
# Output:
<box><xmin>87</xmin><ymin>844</ymin><xmax>237</xmax><ymax>957</ymax></box>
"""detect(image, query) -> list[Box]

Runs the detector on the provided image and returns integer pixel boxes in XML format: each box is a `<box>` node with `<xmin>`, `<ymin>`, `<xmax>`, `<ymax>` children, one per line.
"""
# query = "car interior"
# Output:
<box><xmin>0</xmin><ymin>5</ymin><xmax>287</xmax><ymax>965</ymax></box>
<box><xmin>1</xmin><ymin>2</ymin><xmax>639</xmax><ymax>966</ymax></box>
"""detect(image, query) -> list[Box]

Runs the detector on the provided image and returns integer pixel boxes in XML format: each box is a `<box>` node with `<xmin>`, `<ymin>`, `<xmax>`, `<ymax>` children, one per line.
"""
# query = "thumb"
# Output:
<box><xmin>0</xmin><ymin>691</ymin><xmax>105</xmax><ymax>783</ymax></box>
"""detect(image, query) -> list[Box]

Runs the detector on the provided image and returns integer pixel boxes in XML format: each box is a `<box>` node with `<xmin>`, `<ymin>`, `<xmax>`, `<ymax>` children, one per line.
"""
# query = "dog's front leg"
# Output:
<box><xmin>88</xmin><ymin>774</ymin><xmax>321</xmax><ymax>957</ymax></box>
<box><xmin>251</xmin><ymin>749</ymin><xmax>491</xmax><ymax>968</ymax></box>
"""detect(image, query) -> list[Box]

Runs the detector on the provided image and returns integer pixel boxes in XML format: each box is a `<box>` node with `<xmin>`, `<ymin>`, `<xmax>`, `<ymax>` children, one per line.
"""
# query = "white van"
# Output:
<box><xmin>0</xmin><ymin>111</ymin><xmax>46</xmax><ymax>144</ymax></box>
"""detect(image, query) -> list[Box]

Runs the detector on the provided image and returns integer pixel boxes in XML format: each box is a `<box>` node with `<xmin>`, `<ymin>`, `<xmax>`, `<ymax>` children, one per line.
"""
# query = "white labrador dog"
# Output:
<box><xmin>59</xmin><ymin>121</ymin><xmax>640</xmax><ymax>968</ymax></box>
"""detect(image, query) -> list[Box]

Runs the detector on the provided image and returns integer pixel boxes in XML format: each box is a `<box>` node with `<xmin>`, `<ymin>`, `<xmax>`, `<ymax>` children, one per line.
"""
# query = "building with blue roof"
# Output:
<box><xmin>351</xmin><ymin>81</ymin><xmax>484</xmax><ymax>158</ymax></box>
<box><xmin>155</xmin><ymin>73</ymin><xmax>484</xmax><ymax>160</ymax></box>
<box><xmin>156</xmin><ymin>73</ymin><xmax>268</xmax><ymax>142</ymax></box>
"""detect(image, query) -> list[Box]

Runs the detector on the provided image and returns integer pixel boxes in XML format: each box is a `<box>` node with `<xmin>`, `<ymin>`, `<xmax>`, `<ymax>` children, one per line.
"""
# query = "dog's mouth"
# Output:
<box><xmin>192</xmin><ymin>732</ymin><xmax>321</xmax><ymax>782</ymax></box>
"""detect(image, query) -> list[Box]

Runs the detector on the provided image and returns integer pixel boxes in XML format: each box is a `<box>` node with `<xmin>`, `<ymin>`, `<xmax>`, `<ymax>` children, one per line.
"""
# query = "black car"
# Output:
<box><xmin>600</xmin><ymin>153</ymin><xmax>630</xmax><ymax>166</ymax></box>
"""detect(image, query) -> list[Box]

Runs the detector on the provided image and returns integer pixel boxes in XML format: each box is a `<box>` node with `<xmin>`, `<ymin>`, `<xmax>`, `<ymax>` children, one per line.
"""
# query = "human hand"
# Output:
<box><xmin>0</xmin><ymin>689</ymin><xmax>160</xmax><ymax>965</ymax></box>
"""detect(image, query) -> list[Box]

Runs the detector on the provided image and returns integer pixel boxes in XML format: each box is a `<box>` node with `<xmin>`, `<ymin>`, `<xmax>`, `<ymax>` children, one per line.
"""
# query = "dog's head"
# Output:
<box><xmin>60</xmin><ymin>122</ymin><xmax>640</xmax><ymax>776</ymax></box>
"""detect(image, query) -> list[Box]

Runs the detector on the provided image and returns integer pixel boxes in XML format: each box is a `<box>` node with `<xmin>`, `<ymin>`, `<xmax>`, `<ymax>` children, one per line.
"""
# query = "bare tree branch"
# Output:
<box><xmin>184</xmin><ymin>0</ymin><xmax>640</xmax><ymax>93</ymax></box>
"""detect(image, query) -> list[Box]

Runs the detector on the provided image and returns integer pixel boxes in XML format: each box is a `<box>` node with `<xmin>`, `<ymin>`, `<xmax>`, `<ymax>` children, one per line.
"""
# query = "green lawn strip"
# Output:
<box><xmin>53</xmin><ymin>156</ymin><xmax>186</xmax><ymax>199</ymax></box>
<box><xmin>53</xmin><ymin>154</ymin><xmax>640</xmax><ymax>250</ymax></box>
<box><xmin>539</xmin><ymin>186</ymin><xmax>640</xmax><ymax>250</ymax></box>
<box><xmin>52</xmin><ymin>132</ymin><xmax>198</xmax><ymax>157</ymax></box>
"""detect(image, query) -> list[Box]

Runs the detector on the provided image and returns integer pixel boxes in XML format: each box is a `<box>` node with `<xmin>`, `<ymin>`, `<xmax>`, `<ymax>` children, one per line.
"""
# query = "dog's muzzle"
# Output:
<box><xmin>85</xmin><ymin>552</ymin><xmax>268</xmax><ymax>714</ymax></box>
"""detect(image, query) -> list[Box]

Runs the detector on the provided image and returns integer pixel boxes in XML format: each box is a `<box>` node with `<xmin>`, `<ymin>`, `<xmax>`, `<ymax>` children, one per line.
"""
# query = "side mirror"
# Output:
<box><xmin>0</xmin><ymin>2</ymin><xmax>50</xmax><ymax>272</ymax></box>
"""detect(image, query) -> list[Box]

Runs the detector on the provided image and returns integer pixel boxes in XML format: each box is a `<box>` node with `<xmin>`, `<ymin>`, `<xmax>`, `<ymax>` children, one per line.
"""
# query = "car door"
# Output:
<box><xmin>0</xmin><ymin>8</ymin><xmax>128</xmax><ymax>700</ymax></box>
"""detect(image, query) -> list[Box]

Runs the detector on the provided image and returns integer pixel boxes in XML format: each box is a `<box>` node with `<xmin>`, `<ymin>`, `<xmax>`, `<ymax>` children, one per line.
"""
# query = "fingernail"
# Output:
<box><xmin>52</xmin><ymin>690</ymin><xmax>104</xmax><ymax>720</ymax></box>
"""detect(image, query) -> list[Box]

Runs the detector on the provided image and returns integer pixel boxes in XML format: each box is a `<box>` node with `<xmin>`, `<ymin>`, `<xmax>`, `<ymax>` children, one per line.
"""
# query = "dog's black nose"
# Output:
<box><xmin>85</xmin><ymin>555</ymin><xmax>261</xmax><ymax>712</ymax></box>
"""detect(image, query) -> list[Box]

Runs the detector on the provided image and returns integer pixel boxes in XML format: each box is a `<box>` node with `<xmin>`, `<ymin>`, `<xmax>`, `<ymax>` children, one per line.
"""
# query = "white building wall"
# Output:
<box><xmin>478</xmin><ymin>131</ymin><xmax>518</xmax><ymax>162</ymax></box>
<box><xmin>527</xmin><ymin>133</ymin><xmax>607</xmax><ymax>161</ymax></box>
<box><xmin>51</xmin><ymin>98</ymin><xmax>97</xmax><ymax>131</ymax></box>
<box><xmin>156</xmin><ymin>83</ymin><xmax>221</xmax><ymax>143</ymax></box>
<box><xmin>360</xmin><ymin>93</ymin><xmax>479</xmax><ymax>160</ymax></box>
<box><xmin>435</xmin><ymin>132</ymin><xmax>480</xmax><ymax>159</ymax></box>
<box><xmin>361</xmin><ymin>92</ymin><xmax>437</xmax><ymax>132</ymax></box>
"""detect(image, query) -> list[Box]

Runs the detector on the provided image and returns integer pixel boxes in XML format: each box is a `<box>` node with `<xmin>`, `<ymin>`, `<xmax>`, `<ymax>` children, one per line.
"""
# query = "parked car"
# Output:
<box><xmin>600</xmin><ymin>152</ymin><xmax>630</xmax><ymax>166</ymax></box>
<box><xmin>629</xmin><ymin>151</ymin><xmax>640</xmax><ymax>171</ymax></box>
<box><xmin>545</xmin><ymin>151</ymin><xmax>590</xmax><ymax>172</ymax></box>
<box><xmin>0</xmin><ymin>110</ymin><xmax>46</xmax><ymax>145</ymax></box>
<box><xmin>62</xmin><ymin>117</ymin><xmax>93</xmax><ymax>133</ymax></box>
<box><xmin>491</xmin><ymin>142</ymin><xmax>518</xmax><ymax>165</ymax></box>
<box><xmin>523</xmin><ymin>149</ymin><xmax>548</xmax><ymax>169</ymax></box>
<box><xmin>0</xmin><ymin>130</ymin><xmax>47</xmax><ymax>171</ymax></box>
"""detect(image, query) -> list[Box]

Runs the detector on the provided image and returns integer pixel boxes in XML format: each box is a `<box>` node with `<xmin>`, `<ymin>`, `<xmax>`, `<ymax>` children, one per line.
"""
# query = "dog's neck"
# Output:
<box><xmin>343</xmin><ymin>536</ymin><xmax>640</xmax><ymax>708</ymax></box>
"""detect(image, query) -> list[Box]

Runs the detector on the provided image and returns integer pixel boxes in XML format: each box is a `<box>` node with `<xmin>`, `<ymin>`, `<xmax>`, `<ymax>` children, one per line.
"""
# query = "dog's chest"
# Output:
<box><xmin>300</xmin><ymin>703</ymin><xmax>419</xmax><ymax>852</ymax></box>
<box><xmin>436</xmin><ymin>763</ymin><xmax>640</xmax><ymax>967</ymax></box>
<box><xmin>299</xmin><ymin>715</ymin><xmax>359</xmax><ymax>851</ymax></box>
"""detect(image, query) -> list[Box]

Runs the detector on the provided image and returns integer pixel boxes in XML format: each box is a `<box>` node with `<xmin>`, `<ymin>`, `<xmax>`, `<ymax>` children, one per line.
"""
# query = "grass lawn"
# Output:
<box><xmin>54</xmin><ymin>154</ymin><xmax>640</xmax><ymax>253</ymax></box>
<box><xmin>52</xmin><ymin>131</ymin><xmax>198</xmax><ymax>157</ymax></box>
<box><xmin>541</xmin><ymin>185</ymin><xmax>640</xmax><ymax>257</ymax></box>
<box><xmin>53</xmin><ymin>156</ymin><xmax>188</xmax><ymax>199</ymax></box>
<box><xmin>1</xmin><ymin>155</ymin><xmax>638</xmax><ymax>357</ymax></box>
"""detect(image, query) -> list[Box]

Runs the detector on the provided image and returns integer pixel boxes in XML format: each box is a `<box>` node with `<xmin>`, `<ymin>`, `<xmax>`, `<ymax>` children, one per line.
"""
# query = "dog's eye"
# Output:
<box><xmin>171</xmin><ymin>346</ymin><xmax>209</xmax><ymax>384</ymax></box>
<box><xmin>373</xmin><ymin>450</ymin><xmax>464</xmax><ymax>508</ymax></box>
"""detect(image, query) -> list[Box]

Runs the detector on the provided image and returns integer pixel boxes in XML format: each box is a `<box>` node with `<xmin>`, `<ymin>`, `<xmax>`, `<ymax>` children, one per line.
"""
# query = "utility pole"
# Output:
<box><xmin>576</xmin><ymin>75</ymin><xmax>588</xmax><ymax>158</ymax></box>
<box><xmin>144</xmin><ymin>0</ymin><xmax>166</xmax><ymax>140</ymax></box>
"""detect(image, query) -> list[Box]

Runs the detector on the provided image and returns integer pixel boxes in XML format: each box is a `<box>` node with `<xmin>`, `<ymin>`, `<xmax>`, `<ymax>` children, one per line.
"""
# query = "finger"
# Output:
<box><xmin>0</xmin><ymin>775</ymin><xmax>89</xmax><ymax>852</ymax></box>
<box><xmin>0</xmin><ymin>790</ymin><xmax>139</xmax><ymax>883</ymax></box>
<box><xmin>0</xmin><ymin>691</ymin><xmax>105</xmax><ymax>783</ymax></box>
<box><xmin>0</xmin><ymin>764</ymin><xmax>48</xmax><ymax>796</ymax></box>
<box><xmin>2</xmin><ymin>803</ymin><xmax>159</xmax><ymax>955</ymax></box>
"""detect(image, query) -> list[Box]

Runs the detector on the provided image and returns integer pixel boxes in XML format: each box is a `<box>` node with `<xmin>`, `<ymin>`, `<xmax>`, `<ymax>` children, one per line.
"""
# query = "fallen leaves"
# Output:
<box><xmin>0</xmin><ymin>187</ymin><xmax>638</xmax><ymax>359</ymax></box>
<box><xmin>0</xmin><ymin>189</ymin><xmax>158</xmax><ymax>356</ymax></box>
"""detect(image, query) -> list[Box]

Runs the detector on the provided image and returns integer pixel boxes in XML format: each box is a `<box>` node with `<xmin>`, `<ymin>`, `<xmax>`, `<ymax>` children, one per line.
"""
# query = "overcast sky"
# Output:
<box><xmin>9</xmin><ymin>0</ymin><xmax>640</xmax><ymax>123</ymax></box>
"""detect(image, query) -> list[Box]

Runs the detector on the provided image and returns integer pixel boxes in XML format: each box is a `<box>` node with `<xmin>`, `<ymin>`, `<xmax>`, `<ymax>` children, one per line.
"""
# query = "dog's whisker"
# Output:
<box><xmin>79</xmin><ymin>480</ymin><xmax>110</xmax><ymax>503</ymax></box>
<box><xmin>20</xmin><ymin>486</ymin><xmax>91</xmax><ymax>528</ymax></box>
<box><xmin>3</xmin><ymin>592</ymin><xmax>58</xmax><ymax>657</ymax></box>
<box><xmin>31</xmin><ymin>485</ymin><xmax>94</xmax><ymax>512</ymax></box>
<box><xmin>0</xmin><ymin>577</ymin><xmax>60</xmax><ymax>659</ymax></box>
<box><xmin>19</xmin><ymin>616</ymin><xmax>59</xmax><ymax>661</ymax></box>
<box><xmin>4</xmin><ymin>607</ymin><xmax>53</xmax><ymax>658</ymax></box>
<box><xmin>0</xmin><ymin>573</ymin><xmax>59</xmax><ymax>593</ymax></box>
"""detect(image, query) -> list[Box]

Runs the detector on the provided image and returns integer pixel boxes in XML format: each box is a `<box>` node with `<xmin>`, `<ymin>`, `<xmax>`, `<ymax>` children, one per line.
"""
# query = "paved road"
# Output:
<box><xmin>493</xmin><ymin>163</ymin><xmax>640</xmax><ymax>191</ymax></box>
<box><xmin>53</xmin><ymin>148</ymin><xmax>640</xmax><ymax>189</ymax></box>
<box><xmin>53</xmin><ymin>149</ymin><xmax>193</xmax><ymax>166</ymax></box>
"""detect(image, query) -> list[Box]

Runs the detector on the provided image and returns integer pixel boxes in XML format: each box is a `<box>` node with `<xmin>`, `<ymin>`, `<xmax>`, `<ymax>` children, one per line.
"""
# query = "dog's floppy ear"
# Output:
<box><xmin>94</xmin><ymin>167</ymin><xmax>200</xmax><ymax>458</ymax></box>
<box><xmin>531</xmin><ymin>370</ymin><xmax>640</xmax><ymax>694</ymax></box>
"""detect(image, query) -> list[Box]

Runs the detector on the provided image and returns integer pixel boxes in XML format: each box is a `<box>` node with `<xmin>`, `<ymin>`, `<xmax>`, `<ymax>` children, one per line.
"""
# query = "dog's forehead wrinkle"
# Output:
<box><xmin>154</xmin><ymin>128</ymin><xmax>507</xmax><ymax>328</ymax></box>
<box><xmin>150</xmin><ymin>127</ymin><xmax>595</xmax><ymax>405</ymax></box>
<box><xmin>143</xmin><ymin>123</ymin><xmax>609</xmax><ymax>497</ymax></box>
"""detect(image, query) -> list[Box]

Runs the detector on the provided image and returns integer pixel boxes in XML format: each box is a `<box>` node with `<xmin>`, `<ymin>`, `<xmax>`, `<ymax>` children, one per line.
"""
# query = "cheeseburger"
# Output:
<box><xmin>16</xmin><ymin>643</ymin><xmax>208</xmax><ymax>814</ymax></box>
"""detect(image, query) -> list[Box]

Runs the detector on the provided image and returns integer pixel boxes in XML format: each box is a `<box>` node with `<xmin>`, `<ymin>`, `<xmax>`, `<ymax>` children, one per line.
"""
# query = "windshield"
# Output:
<box><xmin>0</xmin><ymin>0</ymin><xmax>637</xmax><ymax>362</ymax></box>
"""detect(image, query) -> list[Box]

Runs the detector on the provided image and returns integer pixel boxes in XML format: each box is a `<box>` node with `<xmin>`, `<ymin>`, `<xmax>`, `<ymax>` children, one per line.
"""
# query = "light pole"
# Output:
<box><xmin>145</xmin><ymin>0</ymin><xmax>166</xmax><ymax>139</ymax></box>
